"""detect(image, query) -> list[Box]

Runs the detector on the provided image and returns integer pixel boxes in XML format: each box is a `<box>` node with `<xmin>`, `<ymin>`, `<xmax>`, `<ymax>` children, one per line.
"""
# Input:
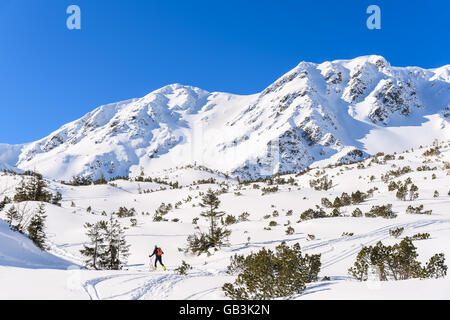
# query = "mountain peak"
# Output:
<box><xmin>327</xmin><ymin>55</ymin><xmax>390</xmax><ymax>71</ymax></box>
<box><xmin>151</xmin><ymin>83</ymin><xmax>209</xmax><ymax>95</ymax></box>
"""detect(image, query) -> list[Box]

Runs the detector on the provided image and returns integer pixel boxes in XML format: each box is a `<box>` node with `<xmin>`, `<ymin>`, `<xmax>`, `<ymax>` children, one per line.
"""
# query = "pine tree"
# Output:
<box><xmin>285</xmin><ymin>226</ymin><xmax>295</xmax><ymax>235</ymax></box>
<box><xmin>352</xmin><ymin>208</ymin><xmax>363</xmax><ymax>217</ymax></box>
<box><xmin>423</xmin><ymin>254</ymin><xmax>447</xmax><ymax>279</ymax></box>
<box><xmin>321</xmin><ymin>198</ymin><xmax>333</xmax><ymax>208</ymax></box>
<box><xmin>175</xmin><ymin>260</ymin><xmax>193</xmax><ymax>275</ymax></box>
<box><xmin>27</xmin><ymin>204</ymin><xmax>48</xmax><ymax>250</ymax></box>
<box><xmin>102</xmin><ymin>214</ymin><xmax>130</xmax><ymax>270</ymax></box>
<box><xmin>395</xmin><ymin>237</ymin><xmax>422</xmax><ymax>280</ymax></box>
<box><xmin>0</xmin><ymin>196</ymin><xmax>11</xmax><ymax>211</ymax></box>
<box><xmin>199</xmin><ymin>189</ymin><xmax>230</xmax><ymax>248</ymax></box>
<box><xmin>13</xmin><ymin>178</ymin><xmax>28</xmax><ymax>202</ymax></box>
<box><xmin>409</xmin><ymin>184</ymin><xmax>419</xmax><ymax>201</ymax></box>
<box><xmin>332</xmin><ymin>197</ymin><xmax>342</xmax><ymax>208</ymax></box>
<box><xmin>80</xmin><ymin>216</ymin><xmax>130</xmax><ymax>270</ymax></box>
<box><xmin>186</xmin><ymin>189</ymin><xmax>231</xmax><ymax>254</ymax></box>
<box><xmin>351</xmin><ymin>191</ymin><xmax>367</xmax><ymax>204</ymax></box>
<box><xmin>51</xmin><ymin>192</ymin><xmax>63</xmax><ymax>206</ymax></box>
<box><xmin>80</xmin><ymin>221</ymin><xmax>108</xmax><ymax>270</ymax></box>
<box><xmin>340</xmin><ymin>192</ymin><xmax>351</xmax><ymax>206</ymax></box>
<box><xmin>396</xmin><ymin>184</ymin><xmax>408</xmax><ymax>201</ymax></box>
<box><xmin>331</xmin><ymin>208</ymin><xmax>341</xmax><ymax>217</ymax></box>
<box><xmin>5</xmin><ymin>205</ymin><xmax>19</xmax><ymax>230</ymax></box>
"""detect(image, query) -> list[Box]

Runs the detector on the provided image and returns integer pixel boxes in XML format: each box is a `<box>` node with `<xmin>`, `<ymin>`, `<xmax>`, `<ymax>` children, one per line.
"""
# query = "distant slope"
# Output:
<box><xmin>1</xmin><ymin>55</ymin><xmax>449</xmax><ymax>181</ymax></box>
<box><xmin>0</xmin><ymin>144</ymin><xmax>24</xmax><ymax>172</ymax></box>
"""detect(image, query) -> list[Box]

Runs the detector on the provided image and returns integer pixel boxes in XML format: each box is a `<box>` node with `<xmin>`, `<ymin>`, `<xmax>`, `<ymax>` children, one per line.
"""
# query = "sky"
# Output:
<box><xmin>0</xmin><ymin>0</ymin><xmax>449</xmax><ymax>144</ymax></box>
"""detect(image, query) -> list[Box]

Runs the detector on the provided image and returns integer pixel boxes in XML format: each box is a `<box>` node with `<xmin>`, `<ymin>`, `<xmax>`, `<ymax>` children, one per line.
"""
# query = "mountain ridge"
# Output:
<box><xmin>1</xmin><ymin>55</ymin><xmax>449</xmax><ymax>181</ymax></box>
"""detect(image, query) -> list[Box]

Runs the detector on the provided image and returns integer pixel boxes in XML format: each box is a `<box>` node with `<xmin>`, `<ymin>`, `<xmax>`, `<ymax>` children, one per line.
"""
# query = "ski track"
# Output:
<box><xmin>131</xmin><ymin>273</ymin><xmax>185</xmax><ymax>300</ymax></box>
<box><xmin>80</xmin><ymin>270</ymin><xmax>216</xmax><ymax>300</ymax></box>
<box><xmin>183</xmin><ymin>286</ymin><xmax>223</xmax><ymax>300</ymax></box>
<box><xmin>132</xmin><ymin>270</ymin><xmax>217</xmax><ymax>300</ymax></box>
<box><xmin>82</xmin><ymin>273</ymin><xmax>148</xmax><ymax>300</ymax></box>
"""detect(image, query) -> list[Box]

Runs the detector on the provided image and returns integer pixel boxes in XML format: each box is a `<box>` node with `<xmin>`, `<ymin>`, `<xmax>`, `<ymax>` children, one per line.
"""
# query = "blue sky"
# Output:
<box><xmin>0</xmin><ymin>0</ymin><xmax>449</xmax><ymax>144</ymax></box>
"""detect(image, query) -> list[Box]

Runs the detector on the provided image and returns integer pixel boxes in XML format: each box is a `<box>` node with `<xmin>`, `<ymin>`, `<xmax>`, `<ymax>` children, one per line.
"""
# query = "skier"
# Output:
<box><xmin>149</xmin><ymin>245</ymin><xmax>166</xmax><ymax>271</ymax></box>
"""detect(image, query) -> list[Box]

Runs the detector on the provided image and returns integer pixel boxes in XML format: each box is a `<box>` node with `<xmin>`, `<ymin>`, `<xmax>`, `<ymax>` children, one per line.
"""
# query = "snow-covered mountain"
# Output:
<box><xmin>1</xmin><ymin>55</ymin><xmax>449</xmax><ymax>181</ymax></box>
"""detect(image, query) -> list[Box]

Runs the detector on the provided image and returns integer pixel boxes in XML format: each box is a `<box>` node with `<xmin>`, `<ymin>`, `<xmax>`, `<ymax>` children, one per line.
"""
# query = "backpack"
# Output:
<box><xmin>157</xmin><ymin>248</ymin><xmax>163</xmax><ymax>256</ymax></box>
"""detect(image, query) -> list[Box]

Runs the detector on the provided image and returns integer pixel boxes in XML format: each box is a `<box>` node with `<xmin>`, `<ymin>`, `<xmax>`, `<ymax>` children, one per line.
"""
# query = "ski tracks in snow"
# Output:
<box><xmin>130</xmin><ymin>269</ymin><xmax>218</xmax><ymax>300</ymax></box>
<box><xmin>81</xmin><ymin>270</ymin><xmax>216</xmax><ymax>300</ymax></box>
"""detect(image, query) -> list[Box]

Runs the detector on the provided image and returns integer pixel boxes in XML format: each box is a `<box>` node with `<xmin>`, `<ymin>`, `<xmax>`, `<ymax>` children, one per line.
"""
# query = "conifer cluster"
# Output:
<box><xmin>223</xmin><ymin>242</ymin><xmax>321</xmax><ymax>299</ymax></box>
<box><xmin>80</xmin><ymin>214</ymin><xmax>130</xmax><ymax>270</ymax></box>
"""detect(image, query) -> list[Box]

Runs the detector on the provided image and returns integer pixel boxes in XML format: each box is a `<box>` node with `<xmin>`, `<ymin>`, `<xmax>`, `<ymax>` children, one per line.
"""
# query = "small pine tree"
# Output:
<box><xmin>5</xmin><ymin>205</ymin><xmax>19</xmax><ymax>230</ymax></box>
<box><xmin>0</xmin><ymin>196</ymin><xmax>12</xmax><ymax>211</ymax></box>
<box><xmin>340</xmin><ymin>193</ymin><xmax>351</xmax><ymax>206</ymax></box>
<box><xmin>80</xmin><ymin>221</ymin><xmax>108</xmax><ymax>270</ymax></box>
<box><xmin>224</xmin><ymin>214</ymin><xmax>238</xmax><ymax>226</ymax></box>
<box><xmin>389</xmin><ymin>227</ymin><xmax>404</xmax><ymax>238</ymax></box>
<box><xmin>423</xmin><ymin>254</ymin><xmax>447</xmax><ymax>279</ymax></box>
<box><xmin>199</xmin><ymin>189</ymin><xmax>230</xmax><ymax>248</ymax></box>
<box><xmin>307</xmin><ymin>234</ymin><xmax>316</xmax><ymax>241</ymax></box>
<box><xmin>51</xmin><ymin>192</ymin><xmax>63</xmax><ymax>206</ymax></box>
<box><xmin>102</xmin><ymin>214</ymin><xmax>130</xmax><ymax>270</ymax></box>
<box><xmin>285</xmin><ymin>226</ymin><xmax>295</xmax><ymax>235</ymax></box>
<box><xmin>27</xmin><ymin>204</ymin><xmax>48</xmax><ymax>250</ymax></box>
<box><xmin>238</xmin><ymin>212</ymin><xmax>250</xmax><ymax>222</ymax></box>
<box><xmin>351</xmin><ymin>190</ymin><xmax>369</xmax><ymax>204</ymax></box>
<box><xmin>80</xmin><ymin>214</ymin><xmax>130</xmax><ymax>270</ymax></box>
<box><xmin>408</xmin><ymin>184</ymin><xmax>419</xmax><ymax>201</ymax></box>
<box><xmin>175</xmin><ymin>260</ymin><xmax>193</xmax><ymax>275</ymax></box>
<box><xmin>396</xmin><ymin>184</ymin><xmax>408</xmax><ymax>201</ymax></box>
<box><xmin>332</xmin><ymin>197</ymin><xmax>343</xmax><ymax>208</ymax></box>
<box><xmin>331</xmin><ymin>208</ymin><xmax>341</xmax><ymax>217</ymax></box>
<box><xmin>321</xmin><ymin>198</ymin><xmax>333</xmax><ymax>208</ymax></box>
<box><xmin>352</xmin><ymin>208</ymin><xmax>363</xmax><ymax>217</ymax></box>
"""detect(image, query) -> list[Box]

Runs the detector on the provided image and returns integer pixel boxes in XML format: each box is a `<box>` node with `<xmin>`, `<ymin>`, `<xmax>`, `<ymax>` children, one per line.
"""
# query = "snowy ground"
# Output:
<box><xmin>0</xmin><ymin>141</ymin><xmax>449</xmax><ymax>300</ymax></box>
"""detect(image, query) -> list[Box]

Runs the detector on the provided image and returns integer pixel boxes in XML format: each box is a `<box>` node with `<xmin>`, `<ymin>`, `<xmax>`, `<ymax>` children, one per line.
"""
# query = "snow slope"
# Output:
<box><xmin>0</xmin><ymin>140</ymin><xmax>449</xmax><ymax>299</ymax></box>
<box><xmin>1</xmin><ymin>56</ymin><xmax>448</xmax><ymax>181</ymax></box>
<box><xmin>0</xmin><ymin>219</ymin><xmax>73</xmax><ymax>269</ymax></box>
